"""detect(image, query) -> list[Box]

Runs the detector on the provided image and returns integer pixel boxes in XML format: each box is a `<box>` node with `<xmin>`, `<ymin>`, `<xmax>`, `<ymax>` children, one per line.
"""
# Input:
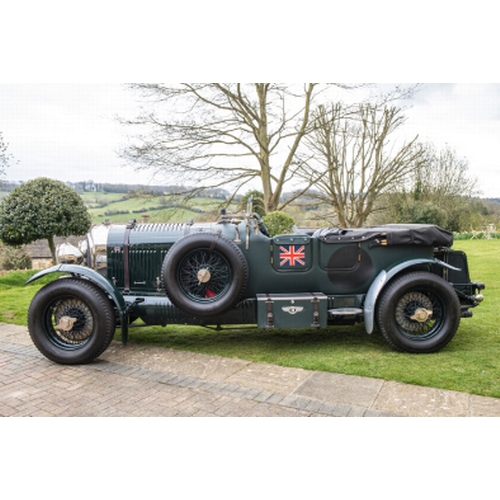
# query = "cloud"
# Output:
<box><xmin>402</xmin><ymin>84</ymin><xmax>500</xmax><ymax>197</ymax></box>
<box><xmin>413</xmin><ymin>84</ymin><xmax>500</xmax><ymax>120</ymax></box>
<box><xmin>2</xmin><ymin>83</ymin><xmax>500</xmax><ymax>197</ymax></box>
<box><xmin>1</xmin><ymin>84</ymin><xmax>141</xmax><ymax>183</ymax></box>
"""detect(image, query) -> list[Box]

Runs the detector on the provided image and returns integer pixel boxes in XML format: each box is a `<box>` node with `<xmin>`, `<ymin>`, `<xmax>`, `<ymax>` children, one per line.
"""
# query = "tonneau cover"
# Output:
<box><xmin>315</xmin><ymin>224</ymin><xmax>453</xmax><ymax>247</ymax></box>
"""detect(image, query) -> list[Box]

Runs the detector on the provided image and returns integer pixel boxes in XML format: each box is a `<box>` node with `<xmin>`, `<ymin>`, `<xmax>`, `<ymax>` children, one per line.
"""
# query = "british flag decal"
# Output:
<box><xmin>280</xmin><ymin>245</ymin><xmax>306</xmax><ymax>267</ymax></box>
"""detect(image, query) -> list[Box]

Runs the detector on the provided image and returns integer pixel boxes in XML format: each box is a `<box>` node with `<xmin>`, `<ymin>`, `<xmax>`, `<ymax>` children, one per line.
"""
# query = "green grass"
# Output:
<box><xmin>2</xmin><ymin>240</ymin><xmax>499</xmax><ymax>398</ymax></box>
<box><xmin>0</xmin><ymin>270</ymin><xmax>60</xmax><ymax>324</ymax></box>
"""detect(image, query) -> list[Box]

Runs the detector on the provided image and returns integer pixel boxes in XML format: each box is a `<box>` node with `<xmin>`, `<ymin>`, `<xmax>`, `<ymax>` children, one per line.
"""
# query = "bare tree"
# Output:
<box><xmin>301</xmin><ymin>102</ymin><xmax>426</xmax><ymax>228</ymax></box>
<box><xmin>411</xmin><ymin>144</ymin><xmax>478</xmax><ymax>199</ymax></box>
<box><xmin>381</xmin><ymin>144</ymin><xmax>479</xmax><ymax>231</ymax></box>
<box><xmin>121</xmin><ymin>83</ymin><xmax>360</xmax><ymax>213</ymax></box>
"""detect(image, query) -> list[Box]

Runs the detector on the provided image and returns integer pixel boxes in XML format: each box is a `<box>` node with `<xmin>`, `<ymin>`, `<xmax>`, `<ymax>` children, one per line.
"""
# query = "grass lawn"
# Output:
<box><xmin>0</xmin><ymin>271</ymin><xmax>60</xmax><ymax>324</ymax></box>
<box><xmin>1</xmin><ymin>239</ymin><xmax>498</xmax><ymax>398</ymax></box>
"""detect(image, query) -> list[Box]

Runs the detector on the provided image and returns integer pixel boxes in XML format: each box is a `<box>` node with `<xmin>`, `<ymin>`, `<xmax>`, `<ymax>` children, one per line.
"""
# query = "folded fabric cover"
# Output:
<box><xmin>315</xmin><ymin>224</ymin><xmax>454</xmax><ymax>247</ymax></box>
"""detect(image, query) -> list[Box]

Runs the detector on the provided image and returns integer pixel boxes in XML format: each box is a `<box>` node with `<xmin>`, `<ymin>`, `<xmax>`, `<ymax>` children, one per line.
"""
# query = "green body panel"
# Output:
<box><xmin>104</xmin><ymin>220</ymin><xmax>437</xmax><ymax>297</ymax></box>
<box><xmin>106</xmin><ymin>223</ymin><xmax>194</xmax><ymax>294</ymax></box>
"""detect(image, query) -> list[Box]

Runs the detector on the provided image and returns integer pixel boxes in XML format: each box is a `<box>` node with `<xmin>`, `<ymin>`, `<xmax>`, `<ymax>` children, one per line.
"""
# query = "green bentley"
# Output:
<box><xmin>26</xmin><ymin>205</ymin><xmax>485</xmax><ymax>364</ymax></box>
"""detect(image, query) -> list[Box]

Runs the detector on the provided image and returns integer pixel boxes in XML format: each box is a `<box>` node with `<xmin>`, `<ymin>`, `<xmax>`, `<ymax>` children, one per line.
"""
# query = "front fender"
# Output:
<box><xmin>26</xmin><ymin>265</ymin><xmax>129</xmax><ymax>341</ymax></box>
<box><xmin>363</xmin><ymin>258</ymin><xmax>460</xmax><ymax>334</ymax></box>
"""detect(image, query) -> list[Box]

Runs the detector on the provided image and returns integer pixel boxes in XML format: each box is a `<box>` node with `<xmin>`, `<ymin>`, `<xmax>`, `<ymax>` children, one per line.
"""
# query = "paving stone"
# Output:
<box><xmin>1</xmin><ymin>323</ymin><xmax>498</xmax><ymax>418</ymax></box>
<box><xmin>346</xmin><ymin>406</ymin><xmax>368</xmax><ymax>417</ymax></box>
<box><xmin>330</xmin><ymin>404</ymin><xmax>352</xmax><ymax>417</ymax></box>
<box><xmin>265</xmin><ymin>393</ymin><xmax>287</xmax><ymax>405</ymax></box>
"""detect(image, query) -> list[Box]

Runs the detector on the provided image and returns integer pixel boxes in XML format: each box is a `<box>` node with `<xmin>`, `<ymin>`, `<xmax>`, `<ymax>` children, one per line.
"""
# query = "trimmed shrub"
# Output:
<box><xmin>262</xmin><ymin>211</ymin><xmax>296</xmax><ymax>237</ymax></box>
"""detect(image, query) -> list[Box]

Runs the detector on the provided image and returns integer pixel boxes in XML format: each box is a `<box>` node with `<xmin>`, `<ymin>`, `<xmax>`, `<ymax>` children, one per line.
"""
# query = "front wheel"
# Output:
<box><xmin>28</xmin><ymin>278</ymin><xmax>116</xmax><ymax>364</ymax></box>
<box><xmin>376</xmin><ymin>271</ymin><xmax>461</xmax><ymax>353</ymax></box>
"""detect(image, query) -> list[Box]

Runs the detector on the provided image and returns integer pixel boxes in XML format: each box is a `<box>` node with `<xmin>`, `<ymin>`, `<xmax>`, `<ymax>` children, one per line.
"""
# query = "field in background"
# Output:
<box><xmin>79</xmin><ymin>191</ymin><xmax>228</xmax><ymax>225</ymax></box>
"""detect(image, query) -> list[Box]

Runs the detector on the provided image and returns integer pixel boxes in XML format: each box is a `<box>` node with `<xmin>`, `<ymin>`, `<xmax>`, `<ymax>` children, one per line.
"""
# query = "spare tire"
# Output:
<box><xmin>162</xmin><ymin>233</ymin><xmax>249</xmax><ymax>318</ymax></box>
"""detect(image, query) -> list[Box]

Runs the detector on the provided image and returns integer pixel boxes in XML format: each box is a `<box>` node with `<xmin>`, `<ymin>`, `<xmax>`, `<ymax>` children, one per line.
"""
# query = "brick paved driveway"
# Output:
<box><xmin>1</xmin><ymin>338</ymin><xmax>388</xmax><ymax>417</ymax></box>
<box><xmin>5</xmin><ymin>323</ymin><xmax>498</xmax><ymax>417</ymax></box>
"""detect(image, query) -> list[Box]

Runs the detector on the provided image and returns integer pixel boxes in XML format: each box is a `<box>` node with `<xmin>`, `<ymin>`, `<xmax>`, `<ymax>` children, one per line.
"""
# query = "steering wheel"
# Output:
<box><xmin>252</xmin><ymin>213</ymin><xmax>270</xmax><ymax>237</ymax></box>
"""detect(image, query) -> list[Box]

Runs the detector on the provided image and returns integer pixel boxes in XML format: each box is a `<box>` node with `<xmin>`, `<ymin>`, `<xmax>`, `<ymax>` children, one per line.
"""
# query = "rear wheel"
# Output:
<box><xmin>376</xmin><ymin>271</ymin><xmax>461</xmax><ymax>353</ymax></box>
<box><xmin>28</xmin><ymin>278</ymin><xmax>116</xmax><ymax>364</ymax></box>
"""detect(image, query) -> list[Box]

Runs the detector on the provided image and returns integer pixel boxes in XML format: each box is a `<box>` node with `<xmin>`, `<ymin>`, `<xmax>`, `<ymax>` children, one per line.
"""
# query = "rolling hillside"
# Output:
<box><xmin>79</xmin><ymin>191</ymin><xmax>230</xmax><ymax>224</ymax></box>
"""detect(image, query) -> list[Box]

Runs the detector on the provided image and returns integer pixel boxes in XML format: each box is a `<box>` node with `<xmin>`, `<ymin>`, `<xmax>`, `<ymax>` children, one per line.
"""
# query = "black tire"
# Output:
<box><xmin>162</xmin><ymin>233</ymin><xmax>249</xmax><ymax>318</ymax></box>
<box><xmin>28</xmin><ymin>278</ymin><xmax>116</xmax><ymax>365</ymax></box>
<box><xmin>376</xmin><ymin>271</ymin><xmax>461</xmax><ymax>353</ymax></box>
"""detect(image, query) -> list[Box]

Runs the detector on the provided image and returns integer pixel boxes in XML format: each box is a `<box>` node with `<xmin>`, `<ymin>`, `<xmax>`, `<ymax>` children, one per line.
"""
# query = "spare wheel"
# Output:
<box><xmin>162</xmin><ymin>233</ymin><xmax>249</xmax><ymax>317</ymax></box>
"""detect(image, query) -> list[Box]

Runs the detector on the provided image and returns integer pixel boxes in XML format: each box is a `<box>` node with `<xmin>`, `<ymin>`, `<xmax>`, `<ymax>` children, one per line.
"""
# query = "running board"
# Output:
<box><xmin>328</xmin><ymin>308</ymin><xmax>363</xmax><ymax>316</ymax></box>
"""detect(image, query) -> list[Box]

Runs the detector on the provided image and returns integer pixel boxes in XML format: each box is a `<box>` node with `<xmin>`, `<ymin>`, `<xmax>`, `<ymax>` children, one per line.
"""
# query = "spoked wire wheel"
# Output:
<box><xmin>376</xmin><ymin>271</ymin><xmax>461</xmax><ymax>353</ymax></box>
<box><xmin>394</xmin><ymin>290</ymin><xmax>442</xmax><ymax>340</ymax></box>
<box><xmin>162</xmin><ymin>234</ymin><xmax>249</xmax><ymax>317</ymax></box>
<box><xmin>28</xmin><ymin>278</ymin><xmax>116</xmax><ymax>364</ymax></box>
<box><xmin>178</xmin><ymin>248</ymin><xmax>232</xmax><ymax>303</ymax></box>
<box><xmin>48</xmin><ymin>297</ymin><xmax>94</xmax><ymax>349</ymax></box>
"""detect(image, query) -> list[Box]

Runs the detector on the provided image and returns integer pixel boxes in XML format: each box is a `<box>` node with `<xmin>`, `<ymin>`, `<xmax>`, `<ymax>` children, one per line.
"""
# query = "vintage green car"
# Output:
<box><xmin>26</xmin><ymin>205</ymin><xmax>485</xmax><ymax>364</ymax></box>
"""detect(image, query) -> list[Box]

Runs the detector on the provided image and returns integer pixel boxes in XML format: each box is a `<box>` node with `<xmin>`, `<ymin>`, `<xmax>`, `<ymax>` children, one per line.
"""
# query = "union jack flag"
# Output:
<box><xmin>280</xmin><ymin>245</ymin><xmax>306</xmax><ymax>267</ymax></box>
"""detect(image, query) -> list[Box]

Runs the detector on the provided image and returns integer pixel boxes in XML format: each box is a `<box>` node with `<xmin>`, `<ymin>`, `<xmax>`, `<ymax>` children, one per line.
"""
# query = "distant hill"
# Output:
<box><xmin>1</xmin><ymin>179</ymin><xmax>232</xmax><ymax>198</ymax></box>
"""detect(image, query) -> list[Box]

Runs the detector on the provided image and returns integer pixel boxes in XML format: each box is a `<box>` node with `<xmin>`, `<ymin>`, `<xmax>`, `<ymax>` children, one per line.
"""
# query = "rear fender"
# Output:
<box><xmin>363</xmin><ymin>258</ymin><xmax>460</xmax><ymax>334</ymax></box>
<box><xmin>26</xmin><ymin>265</ymin><xmax>129</xmax><ymax>342</ymax></box>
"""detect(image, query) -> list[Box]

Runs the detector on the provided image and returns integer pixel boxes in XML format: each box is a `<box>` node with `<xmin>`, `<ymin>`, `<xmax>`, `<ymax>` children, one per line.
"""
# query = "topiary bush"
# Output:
<box><xmin>262</xmin><ymin>211</ymin><xmax>296</xmax><ymax>237</ymax></box>
<box><xmin>0</xmin><ymin>177</ymin><xmax>92</xmax><ymax>264</ymax></box>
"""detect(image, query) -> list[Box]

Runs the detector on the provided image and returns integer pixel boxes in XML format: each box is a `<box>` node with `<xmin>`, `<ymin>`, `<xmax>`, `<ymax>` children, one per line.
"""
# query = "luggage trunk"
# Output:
<box><xmin>257</xmin><ymin>293</ymin><xmax>328</xmax><ymax>329</ymax></box>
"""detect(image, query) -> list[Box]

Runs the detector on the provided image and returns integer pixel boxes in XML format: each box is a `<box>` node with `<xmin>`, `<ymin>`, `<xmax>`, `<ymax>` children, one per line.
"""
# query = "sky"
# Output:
<box><xmin>1</xmin><ymin>83</ymin><xmax>500</xmax><ymax>198</ymax></box>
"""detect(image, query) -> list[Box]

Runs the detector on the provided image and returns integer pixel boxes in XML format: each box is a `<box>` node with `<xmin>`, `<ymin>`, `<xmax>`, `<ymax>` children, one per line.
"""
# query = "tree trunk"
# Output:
<box><xmin>47</xmin><ymin>236</ymin><xmax>56</xmax><ymax>266</ymax></box>
<box><xmin>255</xmin><ymin>84</ymin><xmax>274</xmax><ymax>213</ymax></box>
